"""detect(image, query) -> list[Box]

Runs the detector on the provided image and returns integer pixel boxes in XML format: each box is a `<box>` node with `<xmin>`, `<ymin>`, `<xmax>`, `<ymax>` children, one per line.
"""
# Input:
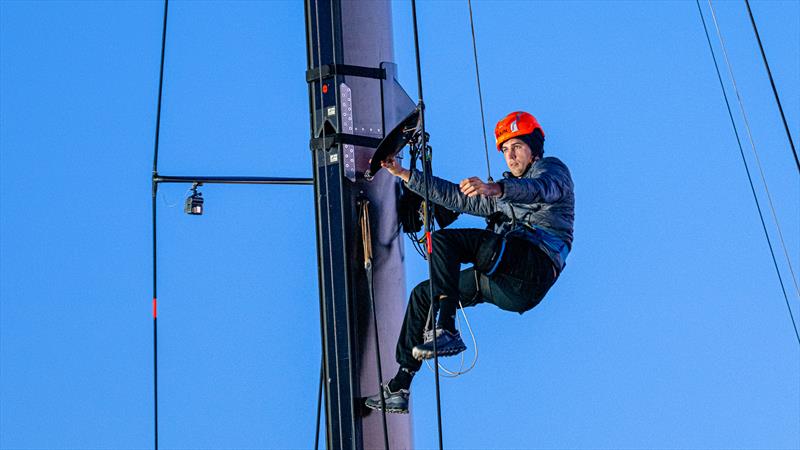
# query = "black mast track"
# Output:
<box><xmin>306</xmin><ymin>0</ymin><xmax>360</xmax><ymax>448</ymax></box>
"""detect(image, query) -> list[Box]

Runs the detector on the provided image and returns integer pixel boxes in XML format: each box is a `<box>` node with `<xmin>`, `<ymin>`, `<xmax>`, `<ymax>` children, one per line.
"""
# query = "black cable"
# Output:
<box><xmin>151</xmin><ymin>194</ymin><xmax>158</xmax><ymax>450</ymax></box>
<box><xmin>152</xmin><ymin>0</ymin><xmax>169</xmax><ymax>174</ymax></box>
<box><xmin>367</xmin><ymin>262</ymin><xmax>390</xmax><ymax>449</ymax></box>
<box><xmin>696</xmin><ymin>0</ymin><xmax>800</xmax><ymax>346</ymax></box>
<box><xmin>409</xmin><ymin>1</ymin><xmax>445</xmax><ymax>449</ymax></box>
<box><xmin>150</xmin><ymin>1</ymin><xmax>169</xmax><ymax>448</ymax></box>
<box><xmin>467</xmin><ymin>0</ymin><xmax>492</xmax><ymax>182</ymax></box>
<box><xmin>743</xmin><ymin>0</ymin><xmax>799</xmax><ymax>173</ymax></box>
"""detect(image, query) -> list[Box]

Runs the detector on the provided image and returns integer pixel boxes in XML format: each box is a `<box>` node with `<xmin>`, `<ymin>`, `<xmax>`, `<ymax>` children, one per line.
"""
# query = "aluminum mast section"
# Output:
<box><xmin>305</xmin><ymin>0</ymin><xmax>414</xmax><ymax>448</ymax></box>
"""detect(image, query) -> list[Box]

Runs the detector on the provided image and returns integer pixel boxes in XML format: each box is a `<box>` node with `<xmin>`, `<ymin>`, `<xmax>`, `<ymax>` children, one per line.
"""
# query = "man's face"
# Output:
<box><xmin>501</xmin><ymin>138</ymin><xmax>534</xmax><ymax>177</ymax></box>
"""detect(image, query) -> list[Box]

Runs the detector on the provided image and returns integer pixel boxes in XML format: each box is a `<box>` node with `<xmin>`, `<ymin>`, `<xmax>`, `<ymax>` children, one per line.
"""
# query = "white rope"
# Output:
<box><xmin>708</xmin><ymin>0</ymin><xmax>800</xmax><ymax>299</ymax></box>
<box><xmin>423</xmin><ymin>301</ymin><xmax>479</xmax><ymax>377</ymax></box>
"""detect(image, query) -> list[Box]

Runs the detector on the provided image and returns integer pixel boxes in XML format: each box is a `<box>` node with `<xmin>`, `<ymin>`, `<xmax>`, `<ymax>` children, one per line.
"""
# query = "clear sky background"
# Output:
<box><xmin>1</xmin><ymin>1</ymin><xmax>798</xmax><ymax>449</ymax></box>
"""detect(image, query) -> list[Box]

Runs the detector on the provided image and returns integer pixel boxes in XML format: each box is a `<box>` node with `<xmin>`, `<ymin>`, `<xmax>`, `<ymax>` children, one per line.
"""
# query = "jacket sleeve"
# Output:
<box><xmin>405</xmin><ymin>169</ymin><xmax>496</xmax><ymax>217</ymax></box>
<box><xmin>498</xmin><ymin>159</ymin><xmax>572</xmax><ymax>204</ymax></box>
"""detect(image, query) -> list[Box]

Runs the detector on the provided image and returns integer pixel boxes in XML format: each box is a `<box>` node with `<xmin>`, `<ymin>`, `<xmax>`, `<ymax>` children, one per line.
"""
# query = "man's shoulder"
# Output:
<box><xmin>530</xmin><ymin>156</ymin><xmax>571</xmax><ymax>176</ymax></box>
<box><xmin>539</xmin><ymin>156</ymin><xmax>568</xmax><ymax>168</ymax></box>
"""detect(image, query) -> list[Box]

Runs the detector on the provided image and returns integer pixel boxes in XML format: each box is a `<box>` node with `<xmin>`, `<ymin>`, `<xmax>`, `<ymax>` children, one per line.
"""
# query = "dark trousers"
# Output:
<box><xmin>396</xmin><ymin>228</ymin><xmax>558</xmax><ymax>371</ymax></box>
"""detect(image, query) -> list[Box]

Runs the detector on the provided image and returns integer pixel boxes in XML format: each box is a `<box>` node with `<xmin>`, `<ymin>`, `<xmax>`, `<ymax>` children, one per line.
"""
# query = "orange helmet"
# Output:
<box><xmin>494</xmin><ymin>111</ymin><xmax>544</xmax><ymax>150</ymax></box>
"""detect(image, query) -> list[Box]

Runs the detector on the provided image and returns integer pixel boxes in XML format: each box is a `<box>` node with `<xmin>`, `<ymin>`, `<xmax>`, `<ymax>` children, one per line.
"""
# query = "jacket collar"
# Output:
<box><xmin>502</xmin><ymin>158</ymin><xmax>539</xmax><ymax>179</ymax></box>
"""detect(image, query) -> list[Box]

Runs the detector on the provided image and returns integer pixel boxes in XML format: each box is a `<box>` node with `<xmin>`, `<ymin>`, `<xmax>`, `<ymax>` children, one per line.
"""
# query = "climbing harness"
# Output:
<box><xmin>696</xmin><ymin>0</ymin><xmax>800</xmax><ymax>345</ymax></box>
<box><xmin>359</xmin><ymin>199</ymin><xmax>390</xmax><ymax>450</ymax></box>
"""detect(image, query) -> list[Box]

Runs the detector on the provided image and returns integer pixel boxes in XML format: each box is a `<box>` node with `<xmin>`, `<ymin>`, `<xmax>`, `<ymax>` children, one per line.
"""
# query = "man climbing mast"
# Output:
<box><xmin>365</xmin><ymin>111</ymin><xmax>575</xmax><ymax>414</ymax></box>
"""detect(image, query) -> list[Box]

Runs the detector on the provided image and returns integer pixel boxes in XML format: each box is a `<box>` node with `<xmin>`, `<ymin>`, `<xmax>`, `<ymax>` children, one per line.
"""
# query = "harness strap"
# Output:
<box><xmin>485</xmin><ymin>238</ymin><xmax>506</xmax><ymax>276</ymax></box>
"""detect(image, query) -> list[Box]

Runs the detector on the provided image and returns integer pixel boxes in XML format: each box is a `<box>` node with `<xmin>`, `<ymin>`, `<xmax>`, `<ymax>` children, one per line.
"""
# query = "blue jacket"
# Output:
<box><xmin>405</xmin><ymin>156</ymin><xmax>575</xmax><ymax>271</ymax></box>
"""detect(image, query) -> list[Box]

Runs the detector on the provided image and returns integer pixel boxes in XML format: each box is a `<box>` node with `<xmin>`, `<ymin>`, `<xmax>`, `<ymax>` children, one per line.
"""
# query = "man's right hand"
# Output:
<box><xmin>380</xmin><ymin>156</ymin><xmax>411</xmax><ymax>182</ymax></box>
<box><xmin>459</xmin><ymin>177</ymin><xmax>502</xmax><ymax>198</ymax></box>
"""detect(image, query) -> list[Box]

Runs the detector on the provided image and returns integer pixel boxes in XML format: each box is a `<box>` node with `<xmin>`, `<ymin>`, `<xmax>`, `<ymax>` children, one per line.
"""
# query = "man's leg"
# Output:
<box><xmin>366</xmin><ymin>229</ymin><xmax>496</xmax><ymax>413</ymax></box>
<box><xmin>392</xmin><ymin>229</ymin><xmax>495</xmax><ymax>367</ymax></box>
<box><xmin>395</xmin><ymin>280</ymin><xmax>432</xmax><ymax>373</ymax></box>
<box><xmin>428</xmin><ymin>228</ymin><xmax>497</xmax><ymax>332</ymax></box>
<box><xmin>365</xmin><ymin>281</ymin><xmax>433</xmax><ymax>412</ymax></box>
<box><xmin>365</xmin><ymin>270</ymin><xmax>483</xmax><ymax>413</ymax></box>
<box><xmin>390</xmin><ymin>269</ymin><xmax>483</xmax><ymax>382</ymax></box>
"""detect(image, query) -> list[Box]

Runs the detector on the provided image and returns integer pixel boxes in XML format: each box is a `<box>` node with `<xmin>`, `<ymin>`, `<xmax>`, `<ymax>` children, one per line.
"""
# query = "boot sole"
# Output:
<box><xmin>365</xmin><ymin>402</ymin><xmax>409</xmax><ymax>414</ymax></box>
<box><xmin>412</xmin><ymin>345</ymin><xmax>467</xmax><ymax>361</ymax></box>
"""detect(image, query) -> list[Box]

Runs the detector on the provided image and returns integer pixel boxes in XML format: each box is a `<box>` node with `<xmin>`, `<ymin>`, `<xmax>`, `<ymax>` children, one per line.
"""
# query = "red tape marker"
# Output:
<box><xmin>153</xmin><ymin>298</ymin><xmax>157</xmax><ymax>319</ymax></box>
<box><xmin>426</xmin><ymin>231</ymin><xmax>432</xmax><ymax>254</ymax></box>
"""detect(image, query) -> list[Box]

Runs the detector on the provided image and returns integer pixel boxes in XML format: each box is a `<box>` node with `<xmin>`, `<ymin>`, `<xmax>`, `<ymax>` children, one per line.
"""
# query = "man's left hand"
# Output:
<box><xmin>459</xmin><ymin>177</ymin><xmax>502</xmax><ymax>198</ymax></box>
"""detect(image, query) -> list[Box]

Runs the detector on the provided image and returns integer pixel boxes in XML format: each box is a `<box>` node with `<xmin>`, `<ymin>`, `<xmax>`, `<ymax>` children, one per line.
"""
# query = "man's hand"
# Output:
<box><xmin>379</xmin><ymin>156</ymin><xmax>411</xmax><ymax>182</ymax></box>
<box><xmin>459</xmin><ymin>177</ymin><xmax>502</xmax><ymax>198</ymax></box>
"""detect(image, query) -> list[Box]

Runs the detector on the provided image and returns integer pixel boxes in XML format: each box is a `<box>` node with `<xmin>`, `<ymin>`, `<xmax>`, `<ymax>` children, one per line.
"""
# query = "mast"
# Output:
<box><xmin>305</xmin><ymin>0</ymin><xmax>414</xmax><ymax>448</ymax></box>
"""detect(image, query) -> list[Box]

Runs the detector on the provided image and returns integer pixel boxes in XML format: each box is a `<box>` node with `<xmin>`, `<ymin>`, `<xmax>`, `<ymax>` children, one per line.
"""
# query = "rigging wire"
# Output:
<box><xmin>409</xmin><ymin>1</ymin><xmax>445</xmax><ymax>448</ymax></box>
<box><xmin>150</xmin><ymin>1</ymin><xmax>169</xmax><ymax>447</ymax></box>
<box><xmin>707</xmin><ymin>0</ymin><xmax>800</xmax><ymax>300</ymax></box>
<box><xmin>743</xmin><ymin>0</ymin><xmax>799</xmax><ymax>173</ymax></box>
<box><xmin>695</xmin><ymin>0</ymin><xmax>800</xmax><ymax>346</ymax></box>
<box><xmin>467</xmin><ymin>0</ymin><xmax>492</xmax><ymax>182</ymax></box>
<box><xmin>152</xmin><ymin>0</ymin><xmax>169</xmax><ymax>175</ymax></box>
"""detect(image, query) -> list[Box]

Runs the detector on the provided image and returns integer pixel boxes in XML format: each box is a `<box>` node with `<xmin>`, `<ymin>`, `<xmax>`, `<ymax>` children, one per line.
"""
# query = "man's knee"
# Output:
<box><xmin>431</xmin><ymin>229</ymin><xmax>453</xmax><ymax>247</ymax></box>
<box><xmin>410</xmin><ymin>280</ymin><xmax>430</xmax><ymax>303</ymax></box>
<box><xmin>430</xmin><ymin>230</ymin><xmax>460</xmax><ymax>262</ymax></box>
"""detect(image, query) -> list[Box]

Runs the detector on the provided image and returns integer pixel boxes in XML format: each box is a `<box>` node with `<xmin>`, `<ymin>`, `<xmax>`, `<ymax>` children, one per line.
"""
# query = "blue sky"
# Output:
<box><xmin>1</xmin><ymin>1</ymin><xmax>798</xmax><ymax>449</ymax></box>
